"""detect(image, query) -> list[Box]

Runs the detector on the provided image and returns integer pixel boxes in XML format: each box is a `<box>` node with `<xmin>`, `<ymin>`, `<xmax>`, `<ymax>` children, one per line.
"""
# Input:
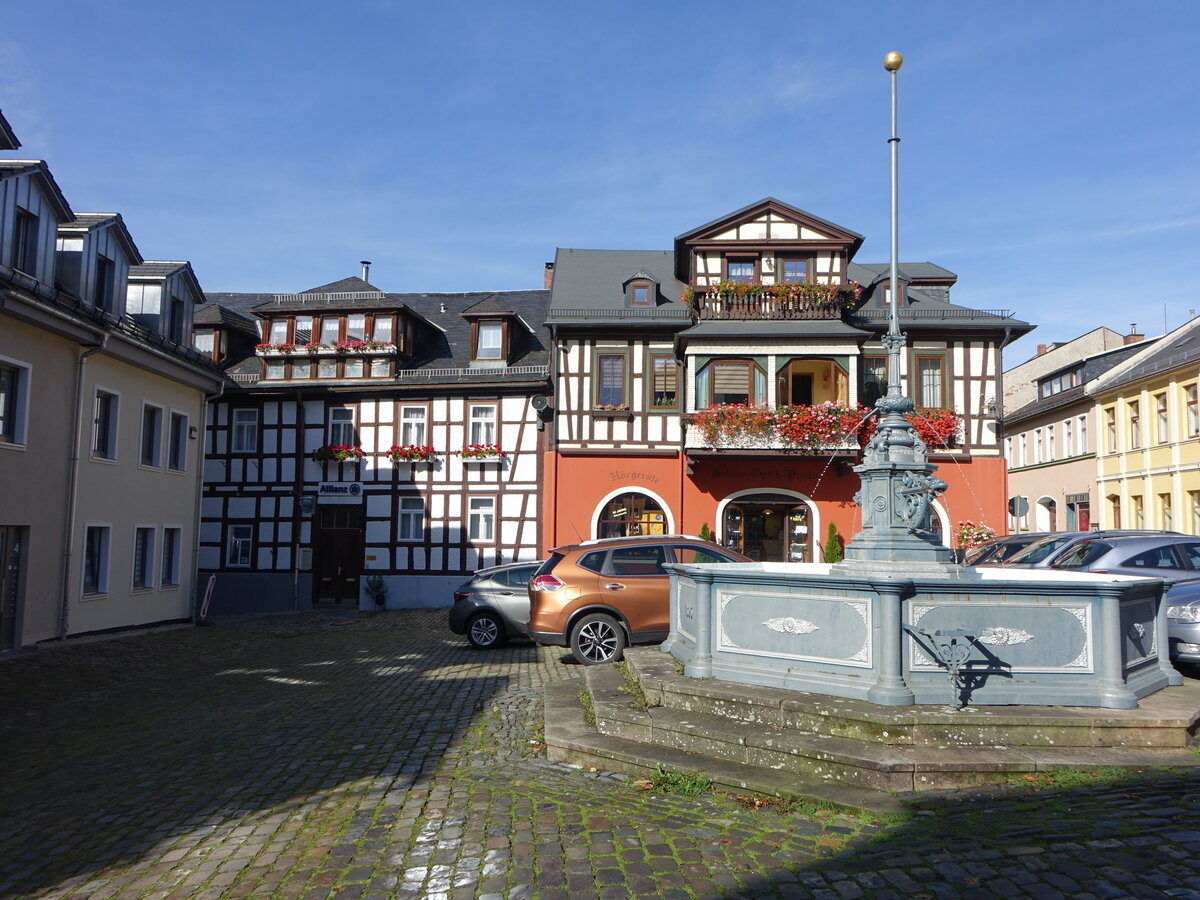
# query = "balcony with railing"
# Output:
<box><xmin>684</xmin><ymin>280</ymin><xmax>863</xmax><ymax>321</ymax></box>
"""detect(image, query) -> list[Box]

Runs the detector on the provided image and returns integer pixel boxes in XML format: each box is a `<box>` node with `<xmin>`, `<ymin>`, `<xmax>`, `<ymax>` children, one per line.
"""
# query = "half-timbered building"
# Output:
<box><xmin>196</xmin><ymin>275</ymin><xmax>550</xmax><ymax>612</ymax></box>
<box><xmin>543</xmin><ymin>198</ymin><xmax>1033</xmax><ymax>559</ymax></box>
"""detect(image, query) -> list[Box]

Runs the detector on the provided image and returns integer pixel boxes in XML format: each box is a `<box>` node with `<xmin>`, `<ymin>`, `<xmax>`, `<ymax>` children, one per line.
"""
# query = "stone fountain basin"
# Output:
<box><xmin>662</xmin><ymin>563</ymin><xmax>1184</xmax><ymax>709</ymax></box>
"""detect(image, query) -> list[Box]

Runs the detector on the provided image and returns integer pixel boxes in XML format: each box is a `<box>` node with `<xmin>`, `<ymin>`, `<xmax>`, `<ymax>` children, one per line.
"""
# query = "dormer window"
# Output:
<box><xmin>474</xmin><ymin>320</ymin><xmax>504</xmax><ymax>361</ymax></box>
<box><xmin>11</xmin><ymin>207</ymin><xmax>38</xmax><ymax>276</ymax></box>
<box><xmin>94</xmin><ymin>255</ymin><xmax>115</xmax><ymax>311</ymax></box>
<box><xmin>880</xmin><ymin>283</ymin><xmax>905</xmax><ymax>306</ymax></box>
<box><xmin>622</xmin><ymin>270</ymin><xmax>658</xmax><ymax>307</ymax></box>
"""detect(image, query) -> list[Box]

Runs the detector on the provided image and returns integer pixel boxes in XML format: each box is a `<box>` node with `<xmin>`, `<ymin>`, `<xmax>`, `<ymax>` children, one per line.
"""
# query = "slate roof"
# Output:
<box><xmin>0</xmin><ymin>109</ymin><xmax>19</xmax><ymax>151</ymax></box>
<box><xmin>58</xmin><ymin>212</ymin><xmax>143</xmax><ymax>266</ymax></box>
<box><xmin>680</xmin><ymin>319</ymin><xmax>872</xmax><ymax>341</ymax></box>
<box><xmin>194</xmin><ymin>303</ymin><xmax>260</xmax><ymax>336</ymax></box>
<box><xmin>1099</xmin><ymin>317</ymin><xmax>1200</xmax><ymax>392</ymax></box>
<box><xmin>546</xmin><ymin>249</ymin><xmax>692</xmax><ymax>327</ymax></box>
<box><xmin>1003</xmin><ymin>339</ymin><xmax>1162</xmax><ymax>424</ymax></box>
<box><xmin>0</xmin><ymin>160</ymin><xmax>73</xmax><ymax>221</ymax></box>
<box><xmin>205</xmin><ymin>281</ymin><xmax>553</xmax><ymax>382</ymax></box>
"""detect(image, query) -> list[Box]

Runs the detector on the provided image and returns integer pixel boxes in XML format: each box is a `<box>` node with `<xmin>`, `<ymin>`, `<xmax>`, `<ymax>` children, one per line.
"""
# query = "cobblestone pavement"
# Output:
<box><xmin>1</xmin><ymin>610</ymin><xmax>1198</xmax><ymax>900</ymax></box>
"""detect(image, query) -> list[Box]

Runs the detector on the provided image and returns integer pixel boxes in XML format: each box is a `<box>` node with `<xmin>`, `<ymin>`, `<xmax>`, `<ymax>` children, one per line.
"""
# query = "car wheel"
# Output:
<box><xmin>569</xmin><ymin>613</ymin><xmax>626</xmax><ymax>665</ymax></box>
<box><xmin>467</xmin><ymin>611</ymin><xmax>506</xmax><ymax>649</ymax></box>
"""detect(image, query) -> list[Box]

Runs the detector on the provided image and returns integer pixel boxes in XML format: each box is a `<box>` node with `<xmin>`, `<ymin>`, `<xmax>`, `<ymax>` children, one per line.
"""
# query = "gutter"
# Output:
<box><xmin>190</xmin><ymin>378</ymin><xmax>225</xmax><ymax>623</ymax></box>
<box><xmin>59</xmin><ymin>335</ymin><xmax>108</xmax><ymax>639</ymax></box>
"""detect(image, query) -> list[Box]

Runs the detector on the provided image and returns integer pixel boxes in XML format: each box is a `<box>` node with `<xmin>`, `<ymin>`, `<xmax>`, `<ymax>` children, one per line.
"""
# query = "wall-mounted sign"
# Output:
<box><xmin>318</xmin><ymin>482</ymin><xmax>364</xmax><ymax>504</ymax></box>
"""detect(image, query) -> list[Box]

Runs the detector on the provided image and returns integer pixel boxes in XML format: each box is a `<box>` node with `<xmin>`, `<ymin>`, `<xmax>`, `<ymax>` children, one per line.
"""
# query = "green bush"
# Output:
<box><xmin>822</xmin><ymin>523</ymin><xmax>844</xmax><ymax>563</ymax></box>
<box><xmin>699</xmin><ymin>522</ymin><xmax>713</xmax><ymax>542</ymax></box>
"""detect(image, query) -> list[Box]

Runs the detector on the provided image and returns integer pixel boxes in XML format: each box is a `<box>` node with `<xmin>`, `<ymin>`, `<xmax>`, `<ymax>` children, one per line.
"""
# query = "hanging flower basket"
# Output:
<box><xmin>458</xmin><ymin>444</ymin><xmax>505</xmax><ymax>460</ymax></box>
<box><xmin>387</xmin><ymin>444</ymin><xmax>438</xmax><ymax>462</ymax></box>
<box><xmin>955</xmin><ymin>520</ymin><xmax>997</xmax><ymax>550</ymax></box>
<box><xmin>313</xmin><ymin>444</ymin><xmax>364</xmax><ymax>462</ymax></box>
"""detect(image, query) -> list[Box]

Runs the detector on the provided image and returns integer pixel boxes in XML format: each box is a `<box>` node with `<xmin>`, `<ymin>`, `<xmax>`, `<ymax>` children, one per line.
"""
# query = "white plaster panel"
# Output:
<box><xmin>256</xmin><ymin>548</ymin><xmax>272</xmax><ymax>570</ymax></box>
<box><xmin>741</xmin><ymin>222</ymin><xmax>767</xmax><ymax>240</ymax></box>
<box><xmin>276</xmin><ymin>547</ymin><xmax>291</xmax><ymax>569</ymax></box>
<box><xmin>303</xmin><ymin>459</ymin><xmax>321</xmax><ymax>482</ymax></box>
<box><xmin>500</xmin><ymin>521</ymin><xmax>519</xmax><ymax>545</ymax></box>
<box><xmin>213</xmin><ymin>432</ymin><xmax>227</xmax><ymax>455</ymax></box>
<box><xmin>231</xmin><ymin>459</ymin><xmax>244</xmax><ymax>482</ymax></box>
<box><xmin>198</xmin><ymin>547</ymin><xmax>219</xmax><ymax>569</ymax></box>
<box><xmin>279</xmin><ymin>430</ymin><xmax>295</xmax><ymax>454</ymax></box>
<box><xmin>199</xmin><ymin>521</ymin><xmax>222</xmax><ymax>544</ymax></box>
<box><xmin>263</xmin><ymin>403</ymin><xmax>278</xmax><ymax>426</ymax></box>
<box><xmin>281</xmin><ymin>403</ymin><xmax>296</xmax><ymax>425</ymax></box>
<box><xmin>367</xmin><ymin>494</ymin><xmax>391</xmax><ymax>517</ymax></box>
<box><xmin>263</xmin><ymin>459</ymin><xmax>277</xmax><ymax>482</ymax></box>
<box><xmin>800</xmin><ymin>226</ymin><xmax>828</xmax><ymax>240</ymax></box>
<box><xmin>228</xmin><ymin>497</ymin><xmax>257</xmax><ymax>518</ymax></box>
<box><xmin>364</xmin><ymin>549</ymin><xmax>389</xmax><ymax>570</ymax></box>
<box><xmin>714</xmin><ymin>228</ymin><xmax>737</xmax><ymax>240</ymax></box>
<box><xmin>263</xmin><ymin>430</ymin><xmax>277</xmax><ymax>454</ymax></box>
<box><xmin>278</xmin><ymin>522</ymin><xmax>292</xmax><ymax>543</ymax></box>
<box><xmin>261</xmin><ymin>498</ymin><xmax>276</xmax><ymax>518</ymax></box>
<box><xmin>377</xmin><ymin>402</ymin><xmax>393</xmax><ymax>423</ymax></box>
<box><xmin>817</xmin><ymin>255</ymin><xmax>832</xmax><ymax>273</ymax></box>
<box><xmin>201</xmin><ymin>498</ymin><xmax>224</xmax><ymax>519</ymax></box>
<box><xmin>366</xmin><ymin>521</ymin><xmax>390</xmax><ymax>543</ymax></box>
<box><xmin>258</xmin><ymin>522</ymin><xmax>274</xmax><ymax>542</ymax></box>
<box><xmin>299</xmin><ymin>522</ymin><xmax>311</xmax><ymax>543</ymax></box>
<box><xmin>281</xmin><ymin>459</ymin><xmax>295</xmax><ymax>482</ymax></box>
<box><xmin>771</xmin><ymin>222</ymin><xmax>798</xmax><ymax>239</ymax></box>
<box><xmin>304</xmin><ymin>401</ymin><xmax>324</xmax><ymax>422</ymax></box>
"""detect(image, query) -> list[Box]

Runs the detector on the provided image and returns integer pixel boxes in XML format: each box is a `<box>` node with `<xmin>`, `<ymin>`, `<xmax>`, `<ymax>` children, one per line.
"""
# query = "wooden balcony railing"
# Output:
<box><xmin>686</xmin><ymin>281</ymin><xmax>862</xmax><ymax>320</ymax></box>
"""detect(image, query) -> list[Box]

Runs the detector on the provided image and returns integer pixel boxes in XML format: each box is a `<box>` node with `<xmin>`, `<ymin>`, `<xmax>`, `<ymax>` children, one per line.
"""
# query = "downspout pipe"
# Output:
<box><xmin>59</xmin><ymin>335</ymin><xmax>108</xmax><ymax>639</ymax></box>
<box><xmin>190</xmin><ymin>379</ymin><xmax>225</xmax><ymax>623</ymax></box>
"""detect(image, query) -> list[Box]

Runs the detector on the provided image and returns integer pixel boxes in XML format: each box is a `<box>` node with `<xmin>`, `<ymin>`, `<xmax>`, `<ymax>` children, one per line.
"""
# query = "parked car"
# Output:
<box><xmin>448</xmin><ymin>560</ymin><xmax>542</xmax><ymax>649</ymax></box>
<box><xmin>1164</xmin><ymin>579</ymin><xmax>1200</xmax><ymax>666</ymax></box>
<box><xmin>1001</xmin><ymin>530</ymin><xmax>1179</xmax><ymax>568</ymax></box>
<box><xmin>527</xmin><ymin>534</ymin><xmax>751</xmax><ymax>665</ymax></box>
<box><xmin>963</xmin><ymin>533</ymin><xmax>1048</xmax><ymax>566</ymax></box>
<box><xmin>1044</xmin><ymin>534</ymin><xmax>1200</xmax><ymax>583</ymax></box>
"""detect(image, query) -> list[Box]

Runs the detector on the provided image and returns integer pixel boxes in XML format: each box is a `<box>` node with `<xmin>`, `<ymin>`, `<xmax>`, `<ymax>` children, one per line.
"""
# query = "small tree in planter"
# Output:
<box><xmin>822</xmin><ymin>523</ymin><xmax>844</xmax><ymax>563</ymax></box>
<box><xmin>698</xmin><ymin>522</ymin><xmax>713</xmax><ymax>542</ymax></box>
<box><xmin>364</xmin><ymin>574</ymin><xmax>388</xmax><ymax>608</ymax></box>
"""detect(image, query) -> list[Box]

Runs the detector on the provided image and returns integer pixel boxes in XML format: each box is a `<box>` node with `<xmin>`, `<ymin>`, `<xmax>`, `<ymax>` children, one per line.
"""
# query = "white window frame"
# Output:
<box><xmin>398</xmin><ymin>497</ymin><xmax>425</xmax><ymax>541</ymax></box>
<box><xmin>1063</xmin><ymin>419</ymin><xmax>1073</xmax><ymax>457</ymax></box>
<box><xmin>82</xmin><ymin>524</ymin><xmax>111</xmax><ymax>596</ymax></box>
<box><xmin>92</xmin><ymin>387</ymin><xmax>120</xmax><ymax>461</ymax></box>
<box><xmin>168</xmin><ymin>411</ymin><xmax>188</xmax><ymax>472</ymax></box>
<box><xmin>1156</xmin><ymin>392</ymin><xmax>1169</xmax><ymax>444</ymax></box>
<box><xmin>231</xmin><ymin>409</ymin><xmax>258</xmax><ymax>454</ymax></box>
<box><xmin>269</xmin><ymin>319</ymin><xmax>289</xmax><ymax>344</ymax></box>
<box><xmin>140</xmin><ymin>403</ymin><xmax>164</xmax><ymax>468</ymax></box>
<box><xmin>346</xmin><ymin>314</ymin><xmax>366</xmax><ymax>341</ymax></box>
<box><xmin>161</xmin><ymin>526</ymin><xmax>182</xmax><ymax>587</ymax></box>
<box><xmin>132</xmin><ymin>525</ymin><xmax>156</xmax><ymax>590</ymax></box>
<box><xmin>328</xmin><ymin>407</ymin><xmax>356</xmax><ymax>446</ymax></box>
<box><xmin>0</xmin><ymin>355</ymin><xmax>31</xmax><ymax>447</ymax></box>
<box><xmin>469</xmin><ymin>404</ymin><xmax>497</xmax><ymax>446</ymax></box>
<box><xmin>468</xmin><ymin>496</ymin><xmax>495</xmax><ymax>541</ymax></box>
<box><xmin>1078</xmin><ymin>415</ymin><xmax>1088</xmax><ymax>453</ymax></box>
<box><xmin>1188</xmin><ymin>385</ymin><xmax>1199</xmax><ymax>438</ymax></box>
<box><xmin>227</xmin><ymin>524</ymin><xmax>253</xmax><ymax>568</ymax></box>
<box><xmin>400</xmin><ymin>406</ymin><xmax>427</xmax><ymax>446</ymax></box>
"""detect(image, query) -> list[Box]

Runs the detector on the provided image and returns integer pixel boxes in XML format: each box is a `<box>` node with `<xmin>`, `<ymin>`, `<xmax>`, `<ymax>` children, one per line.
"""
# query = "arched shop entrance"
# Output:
<box><xmin>594</xmin><ymin>491</ymin><xmax>672</xmax><ymax>539</ymax></box>
<box><xmin>721</xmin><ymin>492</ymin><xmax>814</xmax><ymax>562</ymax></box>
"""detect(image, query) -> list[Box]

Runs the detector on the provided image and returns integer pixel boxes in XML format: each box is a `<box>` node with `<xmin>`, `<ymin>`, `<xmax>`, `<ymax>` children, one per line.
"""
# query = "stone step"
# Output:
<box><xmin>543</xmin><ymin>680</ymin><xmax>909</xmax><ymax>819</ymax></box>
<box><xmin>624</xmin><ymin>648</ymin><xmax>1200</xmax><ymax>750</ymax></box>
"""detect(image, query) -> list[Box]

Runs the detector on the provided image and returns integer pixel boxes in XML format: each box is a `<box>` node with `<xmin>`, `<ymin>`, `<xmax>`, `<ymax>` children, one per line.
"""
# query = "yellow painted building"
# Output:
<box><xmin>1094</xmin><ymin>317</ymin><xmax>1200</xmax><ymax>533</ymax></box>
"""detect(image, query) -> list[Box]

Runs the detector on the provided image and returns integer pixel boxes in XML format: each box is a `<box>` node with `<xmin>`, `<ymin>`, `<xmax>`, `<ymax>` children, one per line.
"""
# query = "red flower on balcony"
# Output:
<box><xmin>313</xmin><ymin>444</ymin><xmax>364</xmax><ymax>462</ymax></box>
<box><xmin>857</xmin><ymin>407</ymin><xmax>962</xmax><ymax>449</ymax></box>
<box><xmin>458</xmin><ymin>444</ymin><xmax>505</xmax><ymax>459</ymax></box>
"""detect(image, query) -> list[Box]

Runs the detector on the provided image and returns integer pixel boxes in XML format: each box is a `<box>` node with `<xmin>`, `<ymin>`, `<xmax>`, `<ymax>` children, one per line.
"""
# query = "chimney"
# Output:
<box><xmin>1036</xmin><ymin>344</ymin><xmax>1049</xmax><ymax>356</ymax></box>
<box><xmin>544</xmin><ymin>262</ymin><xmax>555</xmax><ymax>290</ymax></box>
<box><xmin>1125</xmin><ymin>323</ymin><xmax>1144</xmax><ymax>346</ymax></box>
<box><xmin>360</xmin><ymin>260</ymin><xmax>372</xmax><ymax>282</ymax></box>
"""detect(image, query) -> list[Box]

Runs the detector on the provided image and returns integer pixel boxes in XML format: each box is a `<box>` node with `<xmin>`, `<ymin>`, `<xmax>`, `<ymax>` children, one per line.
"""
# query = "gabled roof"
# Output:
<box><xmin>304</xmin><ymin>275</ymin><xmax>381</xmax><ymax>294</ymax></box>
<box><xmin>0</xmin><ymin>160</ymin><xmax>73</xmax><ymax>221</ymax></box>
<box><xmin>194</xmin><ymin>303</ymin><xmax>260</xmax><ymax>336</ymax></box>
<box><xmin>851</xmin><ymin>261</ymin><xmax>957</xmax><ymax>285</ymax></box>
<box><xmin>58</xmin><ymin>212</ymin><xmax>143</xmax><ymax>266</ymax></box>
<box><xmin>129</xmin><ymin>260</ymin><xmax>206</xmax><ymax>305</ymax></box>
<box><xmin>674</xmin><ymin>197</ymin><xmax>865</xmax><ymax>245</ymax></box>
<box><xmin>1096</xmin><ymin>316</ymin><xmax>1200</xmax><ymax>394</ymax></box>
<box><xmin>0</xmin><ymin>109</ymin><xmax>19</xmax><ymax>151</ymax></box>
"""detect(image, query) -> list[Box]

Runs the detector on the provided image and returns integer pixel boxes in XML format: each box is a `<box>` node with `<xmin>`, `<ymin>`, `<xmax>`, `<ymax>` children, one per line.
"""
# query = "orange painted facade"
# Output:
<box><xmin>543</xmin><ymin>449</ymin><xmax>1010</xmax><ymax>557</ymax></box>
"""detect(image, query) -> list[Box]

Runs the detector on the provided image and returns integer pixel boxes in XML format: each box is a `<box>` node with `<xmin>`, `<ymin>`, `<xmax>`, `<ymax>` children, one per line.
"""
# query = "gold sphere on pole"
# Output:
<box><xmin>884</xmin><ymin>51</ymin><xmax>903</xmax><ymax>72</ymax></box>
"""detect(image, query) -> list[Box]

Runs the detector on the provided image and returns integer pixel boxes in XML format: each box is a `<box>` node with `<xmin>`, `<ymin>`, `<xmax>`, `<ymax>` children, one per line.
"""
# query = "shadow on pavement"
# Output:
<box><xmin>0</xmin><ymin>610</ymin><xmax>527</xmax><ymax>897</ymax></box>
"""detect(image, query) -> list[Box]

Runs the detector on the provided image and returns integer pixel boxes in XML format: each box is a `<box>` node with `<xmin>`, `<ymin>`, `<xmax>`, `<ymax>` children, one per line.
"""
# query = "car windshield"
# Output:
<box><xmin>1006</xmin><ymin>536</ymin><xmax>1075</xmax><ymax>565</ymax></box>
<box><xmin>1050</xmin><ymin>540</ymin><xmax>1113</xmax><ymax>569</ymax></box>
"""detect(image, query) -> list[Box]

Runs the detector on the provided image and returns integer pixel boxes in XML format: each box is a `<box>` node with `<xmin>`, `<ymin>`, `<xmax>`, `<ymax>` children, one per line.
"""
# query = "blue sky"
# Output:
<box><xmin>4</xmin><ymin>1</ymin><xmax>1198</xmax><ymax>364</ymax></box>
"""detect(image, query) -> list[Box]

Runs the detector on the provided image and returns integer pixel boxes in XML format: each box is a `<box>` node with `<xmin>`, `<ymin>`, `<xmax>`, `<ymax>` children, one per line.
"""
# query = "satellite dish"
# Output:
<box><xmin>531</xmin><ymin>394</ymin><xmax>549</xmax><ymax>411</ymax></box>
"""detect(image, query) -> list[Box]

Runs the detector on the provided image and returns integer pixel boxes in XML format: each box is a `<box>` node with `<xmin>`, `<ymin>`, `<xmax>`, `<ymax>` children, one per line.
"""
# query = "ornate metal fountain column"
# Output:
<box><xmin>841</xmin><ymin>52</ymin><xmax>954</xmax><ymax>567</ymax></box>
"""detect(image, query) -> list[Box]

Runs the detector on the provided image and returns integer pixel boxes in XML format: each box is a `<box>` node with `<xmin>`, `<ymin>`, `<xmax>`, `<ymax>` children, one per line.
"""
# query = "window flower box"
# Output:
<box><xmin>458</xmin><ymin>444</ymin><xmax>506</xmax><ymax>463</ymax></box>
<box><xmin>313</xmin><ymin>444</ymin><xmax>364</xmax><ymax>462</ymax></box>
<box><xmin>387</xmin><ymin>444</ymin><xmax>438</xmax><ymax>463</ymax></box>
<box><xmin>682</xmin><ymin>280</ymin><xmax>864</xmax><ymax>320</ymax></box>
<box><xmin>591</xmin><ymin>404</ymin><xmax>632</xmax><ymax>420</ymax></box>
<box><xmin>255</xmin><ymin>342</ymin><xmax>297</xmax><ymax>354</ymax></box>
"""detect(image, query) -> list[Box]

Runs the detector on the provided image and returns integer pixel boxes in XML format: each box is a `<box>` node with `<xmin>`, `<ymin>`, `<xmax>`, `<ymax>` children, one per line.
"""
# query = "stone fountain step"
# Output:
<box><xmin>626</xmin><ymin>649</ymin><xmax>1200</xmax><ymax>750</ymax></box>
<box><xmin>543</xmin><ymin>651</ymin><xmax>1200</xmax><ymax>804</ymax></box>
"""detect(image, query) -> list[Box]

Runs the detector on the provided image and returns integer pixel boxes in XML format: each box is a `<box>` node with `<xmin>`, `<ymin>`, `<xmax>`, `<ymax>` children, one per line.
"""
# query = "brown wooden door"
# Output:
<box><xmin>0</xmin><ymin>526</ymin><xmax>21</xmax><ymax>651</ymax></box>
<box><xmin>314</xmin><ymin>507</ymin><xmax>363</xmax><ymax>603</ymax></box>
